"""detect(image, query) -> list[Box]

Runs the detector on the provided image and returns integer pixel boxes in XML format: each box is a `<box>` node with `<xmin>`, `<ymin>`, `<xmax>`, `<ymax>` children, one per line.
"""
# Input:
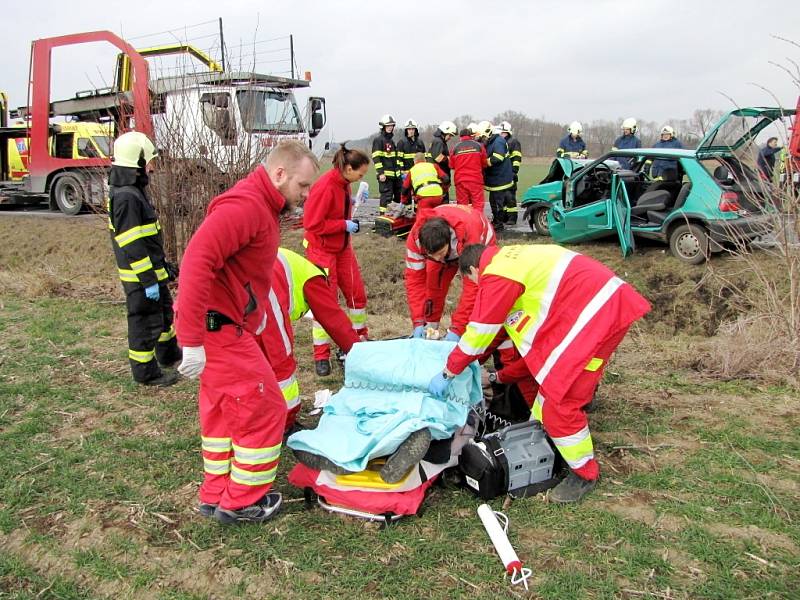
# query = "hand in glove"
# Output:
<box><xmin>412</xmin><ymin>325</ymin><xmax>425</xmax><ymax>339</ymax></box>
<box><xmin>345</xmin><ymin>220</ymin><xmax>360</xmax><ymax>234</ymax></box>
<box><xmin>443</xmin><ymin>331</ymin><xmax>460</xmax><ymax>342</ymax></box>
<box><xmin>144</xmin><ymin>283</ymin><xmax>160</xmax><ymax>301</ymax></box>
<box><xmin>178</xmin><ymin>346</ymin><xmax>206</xmax><ymax>379</ymax></box>
<box><xmin>428</xmin><ymin>371</ymin><xmax>451</xmax><ymax>397</ymax></box>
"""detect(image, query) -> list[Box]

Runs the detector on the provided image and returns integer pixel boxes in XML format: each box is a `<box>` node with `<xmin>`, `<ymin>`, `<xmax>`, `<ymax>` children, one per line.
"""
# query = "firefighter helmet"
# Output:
<box><xmin>568</xmin><ymin>121</ymin><xmax>583</xmax><ymax>136</ymax></box>
<box><xmin>403</xmin><ymin>118</ymin><xmax>419</xmax><ymax>130</ymax></box>
<box><xmin>477</xmin><ymin>120</ymin><xmax>493</xmax><ymax>139</ymax></box>
<box><xmin>112</xmin><ymin>131</ymin><xmax>157</xmax><ymax>168</ymax></box>
<box><xmin>660</xmin><ymin>125</ymin><xmax>675</xmax><ymax>137</ymax></box>
<box><xmin>438</xmin><ymin>121</ymin><xmax>457</xmax><ymax>136</ymax></box>
<box><xmin>379</xmin><ymin>114</ymin><xmax>396</xmax><ymax>127</ymax></box>
<box><xmin>499</xmin><ymin>120</ymin><xmax>513</xmax><ymax>135</ymax></box>
<box><xmin>621</xmin><ymin>117</ymin><xmax>638</xmax><ymax>133</ymax></box>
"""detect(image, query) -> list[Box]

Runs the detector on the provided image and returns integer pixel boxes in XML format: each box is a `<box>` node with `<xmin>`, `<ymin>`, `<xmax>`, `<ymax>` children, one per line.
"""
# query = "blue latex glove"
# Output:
<box><xmin>144</xmin><ymin>283</ymin><xmax>160</xmax><ymax>301</ymax></box>
<box><xmin>345</xmin><ymin>220</ymin><xmax>360</xmax><ymax>233</ymax></box>
<box><xmin>412</xmin><ymin>325</ymin><xmax>425</xmax><ymax>339</ymax></box>
<box><xmin>444</xmin><ymin>331</ymin><xmax>460</xmax><ymax>342</ymax></box>
<box><xmin>428</xmin><ymin>371</ymin><xmax>451</xmax><ymax>397</ymax></box>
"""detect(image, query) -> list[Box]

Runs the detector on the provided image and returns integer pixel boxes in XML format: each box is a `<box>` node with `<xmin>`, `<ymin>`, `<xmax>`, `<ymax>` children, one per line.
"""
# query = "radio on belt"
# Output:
<box><xmin>458</xmin><ymin>420</ymin><xmax>560</xmax><ymax>499</ymax></box>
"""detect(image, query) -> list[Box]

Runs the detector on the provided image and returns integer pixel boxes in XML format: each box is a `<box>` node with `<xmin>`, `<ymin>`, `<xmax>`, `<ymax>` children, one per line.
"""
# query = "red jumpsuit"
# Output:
<box><xmin>258</xmin><ymin>249</ymin><xmax>360</xmax><ymax>431</ymax></box>
<box><xmin>446</xmin><ymin>246</ymin><xmax>651</xmax><ymax>481</ymax></box>
<box><xmin>303</xmin><ymin>168</ymin><xmax>368</xmax><ymax>360</ymax></box>
<box><xmin>449</xmin><ymin>135</ymin><xmax>487</xmax><ymax>214</ymax></box>
<box><xmin>176</xmin><ymin>167</ymin><xmax>287</xmax><ymax>512</ymax></box>
<box><xmin>404</xmin><ymin>204</ymin><xmax>496</xmax><ymax>336</ymax></box>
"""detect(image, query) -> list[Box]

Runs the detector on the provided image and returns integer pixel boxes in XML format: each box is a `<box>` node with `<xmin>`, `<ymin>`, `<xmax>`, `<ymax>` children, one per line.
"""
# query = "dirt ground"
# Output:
<box><xmin>0</xmin><ymin>213</ymin><xmax>798</xmax><ymax>600</ymax></box>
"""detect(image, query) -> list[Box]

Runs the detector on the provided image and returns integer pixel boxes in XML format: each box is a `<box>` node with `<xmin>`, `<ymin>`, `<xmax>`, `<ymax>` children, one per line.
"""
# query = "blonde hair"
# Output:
<box><xmin>263</xmin><ymin>140</ymin><xmax>319</xmax><ymax>172</ymax></box>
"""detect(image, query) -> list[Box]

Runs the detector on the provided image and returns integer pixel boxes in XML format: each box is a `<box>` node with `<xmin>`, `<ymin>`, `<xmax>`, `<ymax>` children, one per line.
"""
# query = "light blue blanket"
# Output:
<box><xmin>287</xmin><ymin>339</ymin><xmax>481</xmax><ymax>471</ymax></box>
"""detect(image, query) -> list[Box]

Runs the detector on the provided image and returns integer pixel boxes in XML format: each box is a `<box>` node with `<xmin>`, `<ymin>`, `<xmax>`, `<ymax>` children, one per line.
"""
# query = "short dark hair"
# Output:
<box><xmin>767</xmin><ymin>137</ymin><xmax>778</xmax><ymax>145</ymax></box>
<box><xmin>419</xmin><ymin>217</ymin><xmax>451</xmax><ymax>254</ymax></box>
<box><xmin>459</xmin><ymin>128</ymin><xmax>471</xmax><ymax>136</ymax></box>
<box><xmin>459</xmin><ymin>244</ymin><xmax>486</xmax><ymax>274</ymax></box>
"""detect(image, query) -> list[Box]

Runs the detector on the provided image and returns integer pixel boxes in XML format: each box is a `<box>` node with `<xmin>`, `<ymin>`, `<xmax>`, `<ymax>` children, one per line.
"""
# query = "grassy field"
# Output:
<box><xmin>0</xmin><ymin>214</ymin><xmax>798</xmax><ymax>599</ymax></box>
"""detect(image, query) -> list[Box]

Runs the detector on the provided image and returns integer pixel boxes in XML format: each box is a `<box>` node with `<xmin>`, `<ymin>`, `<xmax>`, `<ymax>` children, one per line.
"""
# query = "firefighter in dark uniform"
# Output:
<box><xmin>427</xmin><ymin>120</ymin><xmax>457</xmax><ymax>203</ymax></box>
<box><xmin>108</xmin><ymin>131</ymin><xmax>181</xmax><ymax>386</ymax></box>
<box><xmin>480</xmin><ymin>121</ymin><xmax>514</xmax><ymax>230</ymax></box>
<box><xmin>371</xmin><ymin>115</ymin><xmax>401</xmax><ymax>213</ymax></box>
<box><xmin>499</xmin><ymin>121</ymin><xmax>522</xmax><ymax>225</ymax></box>
<box><xmin>396</xmin><ymin>118</ymin><xmax>426</xmax><ymax>177</ymax></box>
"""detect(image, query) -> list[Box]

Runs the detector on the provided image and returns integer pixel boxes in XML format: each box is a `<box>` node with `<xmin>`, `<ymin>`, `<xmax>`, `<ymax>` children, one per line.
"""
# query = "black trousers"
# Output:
<box><xmin>378</xmin><ymin>177</ymin><xmax>402</xmax><ymax>210</ymax></box>
<box><xmin>126</xmin><ymin>283</ymin><xmax>180</xmax><ymax>382</ymax></box>
<box><xmin>488</xmin><ymin>189</ymin><xmax>515</xmax><ymax>225</ymax></box>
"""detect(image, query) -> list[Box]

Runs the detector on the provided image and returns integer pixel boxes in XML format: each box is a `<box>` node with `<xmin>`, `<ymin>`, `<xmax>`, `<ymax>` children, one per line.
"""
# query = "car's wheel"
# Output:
<box><xmin>51</xmin><ymin>173</ymin><xmax>85</xmax><ymax>216</ymax></box>
<box><xmin>530</xmin><ymin>206</ymin><xmax>551</xmax><ymax>236</ymax></box>
<box><xmin>669</xmin><ymin>223</ymin><xmax>709</xmax><ymax>264</ymax></box>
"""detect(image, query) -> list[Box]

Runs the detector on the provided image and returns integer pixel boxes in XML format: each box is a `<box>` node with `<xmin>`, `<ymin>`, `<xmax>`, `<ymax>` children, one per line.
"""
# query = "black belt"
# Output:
<box><xmin>206</xmin><ymin>310</ymin><xmax>239</xmax><ymax>332</ymax></box>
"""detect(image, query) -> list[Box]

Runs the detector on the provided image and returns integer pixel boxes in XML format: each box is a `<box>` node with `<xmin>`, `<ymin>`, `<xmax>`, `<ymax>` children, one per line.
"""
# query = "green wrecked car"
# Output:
<box><xmin>520</xmin><ymin>108</ymin><xmax>788</xmax><ymax>263</ymax></box>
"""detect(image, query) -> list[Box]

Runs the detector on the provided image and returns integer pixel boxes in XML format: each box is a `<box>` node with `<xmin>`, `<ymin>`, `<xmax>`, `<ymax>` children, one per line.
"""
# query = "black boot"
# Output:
<box><xmin>315</xmin><ymin>359</ymin><xmax>331</xmax><ymax>376</ymax></box>
<box><xmin>140</xmin><ymin>371</ymin><xmax>179</xmax><ymax>387</ymax></box>
<box><xmin>380</xmin><ymin>429</ymin><xmax>432</xmax><ymax>483</ymax></box>
<box><xmin>292</xmin><ymin>449</ymin><xmax>352</xmax><ymax>475</ymax></box>
<box><xmin>549</xmin><ymin>471</ymin><xmax>597</xmax><ymax>503</ymax></box>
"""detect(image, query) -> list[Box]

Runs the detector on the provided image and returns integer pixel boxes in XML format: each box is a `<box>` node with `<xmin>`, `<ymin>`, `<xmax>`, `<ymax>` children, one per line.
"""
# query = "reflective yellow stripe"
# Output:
<box><xmin>155</xmin><ymin>268</ymin><xmax>169</xmax><ymax>281</ymax></box>
<box><xmin>128</xmin><ymin>348</ymin><xmax>155</xmax><ymax>363</ymax></box>
<box><xmin>202</xmin><ymin>436</ymin><xmax>232</xmax><ymax>452</ymax></box>
<box><xmin>492</xmin><ymin>152</ymin><xmax>506</xmax><ymax>161</ymax></box>
<box><xmin>130</xmin><ymin>256</ymin><xmax>153</xmax><ymax>274</ymax></box>
<box><xmin>230</xmin><ymin>464</ymin><xmax>278</xmax><ymax>486</ymax></box>
<box><xmin>279</xmin><ymin>375</ymin><xmax>300</xmax><ymax>410</ymax></box>
<box><xmin>585</xmin><ymin>357</ymin><xmax>603</xmax><ymax>372</ymax></box>
<box><xmin>531</xmin><ymin>392</ymin><xmax>544</xmax><ymax>423</ymax></box>
<box><xmin>114</xmin><ymin>222</ymin><xmax>160</xmax><ymax>248</ymax></box>
<box><xmin>118</xmin><ymin>268</ymin><xmax>139</xmax><ymax>282</ymax></box>
<box><xmin>312</xmin><ymin>321</ymin><xmax>331</xmax><ymax>345</ymax></box>
<box><xmin>203</xmin><ymin>458</ymin><xmax>231</xmax><ymax>474</ymax></box>
<box><xmin>374</xmin><ymin>162</ymin><xmax>384</xmax><ymax>169</ymax></box>
<box><xmin>484</xmin><ymin>182</ymin><xmax>514</xmax><ymax>192</ymax></box>
<box><xmin>551</xmin><ymin>425</ymin><xmax>594</xmax><ymax>469</ymax></box>
<box><xmin>232</xmin><ymin>442</ymin><xmax>282</xmax><ymax>466</ymax></box>
<box><xmin>349</xmin><ymin>308</ymin><xmax>367</xmax><ymax>328</ymax></box>
<box><xmin>458</xmin><ymin>322</ymin><xmax>501</xmax><ymax>355</ymax></box>
<box><xmin>158</xmin><ymin>324</ymin><xmax>176</xmax><ymax>343</ymax></box>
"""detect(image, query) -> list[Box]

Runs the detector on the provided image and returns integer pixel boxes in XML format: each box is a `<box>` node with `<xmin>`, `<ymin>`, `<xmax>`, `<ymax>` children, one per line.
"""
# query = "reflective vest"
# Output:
<box><xmin>409</xmin><ymin>162</ymin><xmax>443</xmax><ymax>197</ymax></box>
<box><xmin>274</xmin><ymin>248</ymin><xmax>327</xmax><ymax>322</ymax></box>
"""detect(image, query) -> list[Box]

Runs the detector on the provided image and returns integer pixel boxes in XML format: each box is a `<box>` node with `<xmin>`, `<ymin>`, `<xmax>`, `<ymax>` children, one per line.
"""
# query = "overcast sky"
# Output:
<box><xmin>3</xmin><ymin>0</ymin><xmax>799</xmax><ymax>139</ymax></box>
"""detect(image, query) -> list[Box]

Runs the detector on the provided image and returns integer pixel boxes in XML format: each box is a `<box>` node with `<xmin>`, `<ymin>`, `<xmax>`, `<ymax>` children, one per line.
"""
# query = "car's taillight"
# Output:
<box><xmin>719</xmin><ymin>191</ymin><xmax>742</xmax><ymax>212</ymax></box>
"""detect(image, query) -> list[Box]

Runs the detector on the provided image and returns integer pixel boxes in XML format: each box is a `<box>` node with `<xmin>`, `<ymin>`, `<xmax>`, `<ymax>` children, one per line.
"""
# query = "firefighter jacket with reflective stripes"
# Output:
<box><xmin>371</xmin><ymin>131</ymin><xmax>399</xmax><ymax>178</ymax></box>
<box><xmin>303</xmin><ymin>167</ymin><xmax>353</xmax><ymax>266</ymax></box>
<box><xmin>108</xmin><ymin>167</ymin><xmax>168</xmax><ymax>290</ymax></box>
<box><xmin>650</xmin><ymin>137</ymin><xmax>683</xmax><ymax>178</ymax></box>
<box><xmin>507</xmin><ymin>135</ymin><xmax>523</xmax><ymax>173</ymax></box>
<box><xmin>405</xmin><ymin>205</ymin><xmax>496</xmax><ymax>333</ymax></box>
<box><xmin>401</xmin><ymin>161</ymin><xmax>449</xmax><ymax>204</ymax></box>
<box><xmin>263</xmin><ymin>248</ymin><xmax>359</xmax><ymax>410</ymax></box>
<box><xmin>483</xmin><ymin>134</ymin><xmax>513</xmax><ymax>191</ymax></box>
<box><xmin>427</xmin><ymin>130</ymin><xmax>451</xmax><ymax>175</ymax></box>
<box><xmin>449</xmin><ymin>136</ymin><xmax>487</xmax><ymax>185</ymax></box>
<box><xmin>446</xmin><ymin>245</ymin><xmax>651</xmax><ymax>404</ymax></box>
<box><xmin>396</xmin><ymin>133</ymin><xmax>426</xmax><ymax>173</ymax></box>
<box><xmin>557</xmin><ymin>135</ymin><xmax>587</xmax><ymax>158</ymax></box>
<box><xmin>175</xmin><ymin>165</ymin><xmax>286</xmax><ymax>347</ymax></box>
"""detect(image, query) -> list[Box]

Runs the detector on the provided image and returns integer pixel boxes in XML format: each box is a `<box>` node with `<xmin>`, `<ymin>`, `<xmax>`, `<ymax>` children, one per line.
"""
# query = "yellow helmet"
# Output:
<box><xmin>476</xmin><ymin>120</ymin><xmax>493</xmax><ymax>139</ymax></box>
<box><xmin>112</xmin><ymin>131</ymin><xmax>157</xmax><ymax>168</ymax></box>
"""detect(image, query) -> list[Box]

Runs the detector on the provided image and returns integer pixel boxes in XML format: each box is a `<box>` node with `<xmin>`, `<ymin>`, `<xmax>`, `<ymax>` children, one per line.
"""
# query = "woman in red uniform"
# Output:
<box><xmin>302</xmin><ymin>144</ymin><xmax>371</xmax><ymax>375</ymax></box>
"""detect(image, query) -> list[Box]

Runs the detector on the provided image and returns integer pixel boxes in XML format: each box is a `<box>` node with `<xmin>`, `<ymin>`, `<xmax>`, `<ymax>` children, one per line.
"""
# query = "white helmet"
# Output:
<box><xmin>568</xmin><ymin>121</ymin><xmax>582</xmax><ymax>136</ymax></box>
<box><xmin>660</xmin><ymin>125</ymin><xmax>675</xmax><ymax>137</ymax></box>
<box><xmin>492</xmin><ymin>125</ymin><xmax>503</xmax><ymax>135</ymax></box>
<box><xmin>438</xmin><ymin>120</ymin><xmax>457</xmax><ymax>136</ymax></box>
<box><xmin>467</xmin><ymin>122</ymin><xmax>479</xmax><ymax>135</ymax></box>
<box><xmin>112</xmin><ymin>131</ymin><xmax>157</xmax><ymax>168</ymax></box>
<box><xmin>499</xmin><ymin>120</ymin><xmax>513</xmax><ymax>135</ymax></box>
<box><xmin>621</xmin><ymin>117</ymin><xmax>638</xmax><ymax>133</ymax></box>
<box><xmin>403</xmin><ymin>118</ymin><xmax>419</xmax><ymax>130</ymax></box>
<box><xmin>378</xmin><ymin>114</ymin><xmax>396</xmax><ymax>127</ymax></box>
<box><xmin>476</xmin><ymin>120</ymin><xmax>493</xmax><ymax>139</ymax></box>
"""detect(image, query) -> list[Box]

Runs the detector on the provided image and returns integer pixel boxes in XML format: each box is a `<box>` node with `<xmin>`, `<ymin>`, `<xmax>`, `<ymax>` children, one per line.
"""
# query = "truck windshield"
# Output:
<box><xmin>236</xmin><ymin>90</ymin><xmax>301</xmax><ymax>133</ymax></box>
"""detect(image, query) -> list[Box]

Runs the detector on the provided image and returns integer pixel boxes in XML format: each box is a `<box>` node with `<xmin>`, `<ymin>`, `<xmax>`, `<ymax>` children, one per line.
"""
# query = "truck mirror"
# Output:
<box><xmin>312</xmin><ymin>112</ymin><xmax>324</xmax><ymax>132</ymax></box>
<box><xmin>311</xmin><ymin>98</ymin><xmax>322</xmax><ymax>111</ymax></box>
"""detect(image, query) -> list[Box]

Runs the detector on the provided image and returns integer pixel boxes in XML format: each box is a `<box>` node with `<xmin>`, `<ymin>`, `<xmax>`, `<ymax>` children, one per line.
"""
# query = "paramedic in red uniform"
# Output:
<box><xmin>176</xmin><ymin>141</ymin><xmax>319</xmax><ymax>524</ymax></box>
<box><xmin>429</xmin><ymin>244</ymin><xmax>650</xmax><ymax>503</ymax></box>
<box><xmin>449</xmin><ymin>127</ymin><xmax>488</xmax><ymax>214</ymax></box>
<box><xmin>302</xmin><ymin>144</ymin><xmax>371</xmax><ymax>376</ymax></box>
<box><xmin>405</xmin><ymin>204</ymin><xmax>496</xmax><ymax>341</ymax></box>
<box><xmin>258</xmin><ymin>247</ymin><xmax>360</xmax><ymax>432</ymax></box>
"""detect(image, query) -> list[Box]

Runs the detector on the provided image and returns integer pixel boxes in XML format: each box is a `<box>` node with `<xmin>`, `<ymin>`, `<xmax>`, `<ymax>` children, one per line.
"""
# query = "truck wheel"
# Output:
<box><xmin>669</xmin><ymin>223</ymin><xmax>709</xmax><ymax>264</ymax></box>
<box><xmin>530</xmin><ymin>206</ymin><xmax>551</xmax><ymax>236</ymax></box>
<box><xmin>52</xmin><ymin>174</ymin><xmax>85</xmax><ymax>216</ymax></box>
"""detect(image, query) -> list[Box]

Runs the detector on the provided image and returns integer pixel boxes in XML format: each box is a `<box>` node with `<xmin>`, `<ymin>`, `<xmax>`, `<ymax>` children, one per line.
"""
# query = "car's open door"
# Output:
<box><xmin>610</xmin><ymin>174</ymin><xmax>634</xmax><ymax>256</ymax></box>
